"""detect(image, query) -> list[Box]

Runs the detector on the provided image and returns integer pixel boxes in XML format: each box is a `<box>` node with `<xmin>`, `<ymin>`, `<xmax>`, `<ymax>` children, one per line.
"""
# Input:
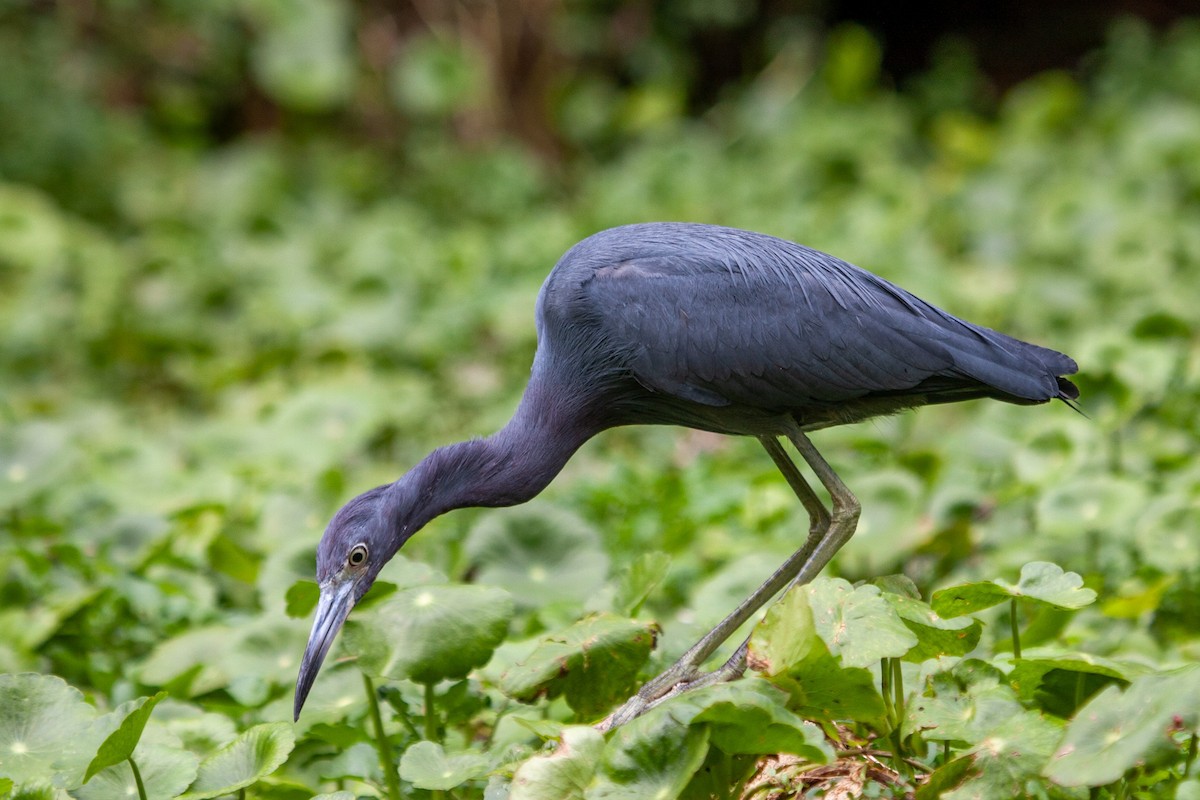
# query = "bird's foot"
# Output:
<box><xmin>595</xmin><ymin>642</ymin><xmax>749</xmax><ymax>732</ymax></box>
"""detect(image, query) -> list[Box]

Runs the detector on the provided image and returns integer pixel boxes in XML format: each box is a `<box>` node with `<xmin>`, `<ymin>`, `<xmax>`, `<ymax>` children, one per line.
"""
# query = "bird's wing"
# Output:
<box><xmin>582</xmin><ymin>248</ymin><xmax>1071</xmax><ymax>410</ymax></box>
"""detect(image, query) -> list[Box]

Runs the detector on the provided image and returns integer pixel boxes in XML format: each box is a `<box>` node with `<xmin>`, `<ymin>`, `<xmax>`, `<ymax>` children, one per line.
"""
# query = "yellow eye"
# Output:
<box><xmin>347</xmin><ymin>543</ymin><xmax>369</xmax><ymax>568</ymax></box>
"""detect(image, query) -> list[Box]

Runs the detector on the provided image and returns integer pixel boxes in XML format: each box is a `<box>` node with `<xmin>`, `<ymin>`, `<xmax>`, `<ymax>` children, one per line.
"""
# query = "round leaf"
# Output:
<box><xmin>685</xmin><ymin>679</ymin><xmax>833</xmax><ymax>761</ymax></box>
<box><xmin>178</xmin><ymin>722</ymin><xmax>294</xmax><ymax>800</ymax></box>
<box><xmin>346</xmin><ymin>584</ymin><xmax>514</xmax><ymax>684</ymax></box>
<box><xmin>589</xmin><ymin>704</ymin><xmax>709</xmax><ymax>799</ymax></box>
<box><xmin>0</xmin><ymin>673</ymin><xmax>103</xmax><ymax>787</ymax></box>
<box><xmin>1044</xmin><ymin>667</ymin><xmax>1200</xmax><ymax>787</ymax></box>
<box><xmin>74</xmin><ymin>728</ymin><xmax>199</xmax><ymax>800</ymax></box>
<box><xmin>509</xmin><ymin>726</ymin><xmax>603</xmax><ymax>800</ymax></box>
<box><xmin>84</xmin><ymin>692</ymin><xmax>167</xmax><ymax>782</ymax></box>
<box><xmin>804</xmin><ymin>578</ymin><xmax>919</xmax><ymax>667</ymax></box>
<box><xmin>499</xmin><ymin>614</ymin><xmax>658</xmax><ymax>718</ymax></box>
<box><xmin>465</xmin><ymin>507</ymin><xmax>608</xmax><ymax>609</ymax></box>
<box><xmin>398</xmin><ymin>741</ymin><xmax>491</xmax><ymax>791</ymax></box>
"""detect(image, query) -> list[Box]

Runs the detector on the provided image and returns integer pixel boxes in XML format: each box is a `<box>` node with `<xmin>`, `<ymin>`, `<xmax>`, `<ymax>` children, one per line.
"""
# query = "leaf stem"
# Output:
<box><xmin>881</xmin><ymin>658</ymin><xmax>895</xmax><ymax>724</ymax></box>
<box><xmin>891</xmin><ymin>658</ymin><xmax>905</xmax><ymax>723</ymax></box>
<box><xmin>890</xmin><ymin>658</ymin><xmax>907</xmax><ymax>763</ymax></box>
<box><xmin>1186</xmin><ymin>731</ymin><xmax>1198</xmax><ymax>778</ymax></box>
<box><xmin>423</xmin><ymin>682</ymin><xmax>445</xmax><ymax>800</ymax></box>
<box><xmin>483</xmin><ymin>698</ymin><xmax>509</xmax><ymax>750</ymax></box>
<box><xmin>424</xmin><ymin>681</ymin><xmax>440</xmax><ymax>744</ymax></box>
<box><xmin>363</xmin><ymin>674</ymin><xmax>402</xmax><ymax>800</ymax></box>
<box><xmin>128</xmin><ymin>756</ymin><xmax>148</xmax><ymax>800</ymax></box>
<box><xmin>1010</xmin><ymin>598</ymin><xmax>1022</xmax><ymax>659</ymax></box>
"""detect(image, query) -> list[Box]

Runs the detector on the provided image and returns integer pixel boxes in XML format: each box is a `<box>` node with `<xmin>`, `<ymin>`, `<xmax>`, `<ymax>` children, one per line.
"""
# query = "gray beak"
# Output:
<box><xmin>294</xmin><ymin>581</ymin><xmax>355</xmax><ymax>721</ymax></box>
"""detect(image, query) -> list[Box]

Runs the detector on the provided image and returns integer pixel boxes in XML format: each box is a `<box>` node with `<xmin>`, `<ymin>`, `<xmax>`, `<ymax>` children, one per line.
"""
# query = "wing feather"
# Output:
<box><xmin>572</xmin><ymin>226</ymin><xmax>1073</xmax><ymax>411</ymax></box>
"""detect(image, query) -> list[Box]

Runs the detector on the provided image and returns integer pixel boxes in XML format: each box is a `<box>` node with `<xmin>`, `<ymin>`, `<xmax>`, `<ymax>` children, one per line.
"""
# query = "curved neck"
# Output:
<box><xmin>380</xmin><ymin>377</ymin><xmax>600</xmax><ymax>545</ymax></box>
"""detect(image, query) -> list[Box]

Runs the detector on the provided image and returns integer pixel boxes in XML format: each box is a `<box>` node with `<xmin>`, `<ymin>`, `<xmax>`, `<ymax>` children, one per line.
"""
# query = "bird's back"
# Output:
<box><xmin>535</xmin><ymin>223</ymin><xmax>1078</xmax><ymax>433</ymax></box>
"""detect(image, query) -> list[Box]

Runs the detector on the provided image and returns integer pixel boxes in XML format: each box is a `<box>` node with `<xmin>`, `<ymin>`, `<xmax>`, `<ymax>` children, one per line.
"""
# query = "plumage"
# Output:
<box><xmin>294</xmin><ymin>221</ymin><xmax>1079</xmax><ymax>723</ymax></box>
<box><xmin>540</xmin><ymin>222</ymin><xmax>1076</xmax><ymax>433</ymax></box>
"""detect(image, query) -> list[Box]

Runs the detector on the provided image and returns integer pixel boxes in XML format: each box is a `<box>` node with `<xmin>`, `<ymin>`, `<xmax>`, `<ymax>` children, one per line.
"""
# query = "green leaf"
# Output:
<box><xmin>771</xmin><ymin>649</ymin><xmax>888</xmax><ymax>724</ymax></box>
<box><xmin>1043</xmin><ymin>666</ymin><xmax>1200</xmax><ymax>787</ymax></box>
<box><xmin>685</xmin><ymin>679</ymin><xmax>833</xmax><ymax>761</ymax></box>
<box><xmin>137</xmin><ymin>626</ymin><xmax>234</xmax><ymax>697</ymax></box>
<box><xmin>745</xmin><ymin>581</ymin><xmax>821</xmax><ymax>677</ymax></box>
<box><xmin>872</xmin><ymin>574</ymin><xmax>922</xmax><ymax>599</ymax></box>
<box><xmin>83</xmin><ymin>692</ymin><xmax>167</xmax><ymax>782</ymax></box>
<box><xmin>922</xmin><ymin>709</ymin><xmax>1064</xmax><ymax>800</ymax></box>
<box><xmin>500</xmin><ymin>614</ymin><xmax>658</xmax><ymax>719</ymax></box>
<box><xmin>1001</xmin><ymin>562</ymin><xmax>1098</xmax><ymax>609</ymax></box>
<box><xmin>930</xmin><ymin>580</ymin><xmax>1012</xmax><ymax>618</ymax></box>
<box><xmin>589</xmin><ymin>704</ymin><xmax>710</xmax><ymax>799</ymax></box>
<box><xmin>882</xmin><ymin>592</ymin><xmax>982</xmax><ymax>662</ymax></box>
<box><xmin>153</xmin><ymin>703</ymin><xmax>237</xmax><ymax>756</ymax></box>
<box><xmin>804</xmin><ymin>578</ymin><xmax>919</xmax><ymax>667</ymax></box>
<box><xmin>509</xmin><ymin>726</ymin><xmax>604</xmax><ymax>800</ymax></box>
<box><xmin>465</xmin><ymin>506</ymin><xmax>609</xmax><ymax>609</ymax></box>
<box><xmin>73</xmin><ymin>727</ymin><xmax>199</xmax><ymax>800</ymax></box>
<box><xmin>346</xmin><ymin>584</ymin><xmax>514</xmax><ymax>684</ymax></box>
<box><xmin>903</xmin><ymin>660</ymin><xmax>1025</xmax><ymax>744</ymax></box>
<box><xmin>178</xmin><ymin>722</ymin><xmax>295</xmax><ymax>800</ymax></box>
<box><xmin>284</xmin><ymin>580</ymin><xmax>320</xmax><ymax>619</ymax></box>
<box><xmin>932</xmin><ymin>562</ymin><xmax>1096</xmax><ymax>617</ymax></box>
<box><xmin>748</xmin><ymin>582</ymin><xmax>887</xmax><ymax>723</ymax></box>
<box><xmin>0</xmin><ymin>673</ymin><xmax>104</xmax><ymax>787</ymax></box>
<box><xmin>608</xmin><ymin>551</ymin><xmax>671</xmax><ymax>617</ymax></box>
<box><xmin>1006</xmin><ymin>649</ymin><xmax>1149</xmax><ymax>716</ymax></box>
<box><xmin>398</xmin><ymin>741</ymin><xmax>491</xmax><ymax>791</ymax></box>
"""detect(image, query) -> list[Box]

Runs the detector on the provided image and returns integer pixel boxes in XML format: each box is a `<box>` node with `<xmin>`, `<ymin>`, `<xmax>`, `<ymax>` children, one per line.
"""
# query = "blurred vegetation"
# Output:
<box><xmin>2</xmin><ymin>2</ymin><xmax>1200</xmax><ymax>798</ymax></box>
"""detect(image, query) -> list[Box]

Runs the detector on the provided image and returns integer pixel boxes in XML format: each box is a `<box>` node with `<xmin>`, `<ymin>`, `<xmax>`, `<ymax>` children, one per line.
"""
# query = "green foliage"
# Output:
<box><xmin>83</xmin><ymin>691</ymin><xmax>167</xmax><ymax>782</ymax></box>
<box><xmin>346</xmin><ymin>584</ymin><xmax>515</xmax><ymax>684</ymax></box>
<box><xmin>500</xmin><ymin>615</ymin><xmax>659</xmax><ymax>719</ymax></box>
<box><xmin>2</xmin><ymin>8</ymin><xmax>1200</xmax><ymax>799</ymax></box>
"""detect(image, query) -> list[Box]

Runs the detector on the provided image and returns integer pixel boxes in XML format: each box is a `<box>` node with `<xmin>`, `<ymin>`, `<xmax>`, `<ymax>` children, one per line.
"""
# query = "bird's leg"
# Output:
<box><xmin>596</xmin><ymin>431</ymin><xmax>858</xmax><ymax>731</ymax></box>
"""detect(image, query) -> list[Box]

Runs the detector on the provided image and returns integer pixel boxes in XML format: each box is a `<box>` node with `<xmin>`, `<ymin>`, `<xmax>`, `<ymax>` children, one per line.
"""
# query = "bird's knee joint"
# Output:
<box><xmin>832</xmin><ymin>505</ymin><xmax>860</xmax><ymax>527</ymax></box>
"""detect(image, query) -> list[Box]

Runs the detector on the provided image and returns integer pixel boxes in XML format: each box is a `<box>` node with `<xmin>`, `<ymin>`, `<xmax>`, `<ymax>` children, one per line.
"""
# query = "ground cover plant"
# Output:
<box><xmin>2</xmin><ymin>7</ymin><xmax>1200</xmax><ymax>799</ymax></box>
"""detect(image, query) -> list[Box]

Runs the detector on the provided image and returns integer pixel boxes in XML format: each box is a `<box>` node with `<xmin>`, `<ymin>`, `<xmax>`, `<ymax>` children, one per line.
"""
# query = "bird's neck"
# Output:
<box><xmin>381</xmin><ymin>378</ymin><xmax>600</xmax><ymax>540</ymax></box>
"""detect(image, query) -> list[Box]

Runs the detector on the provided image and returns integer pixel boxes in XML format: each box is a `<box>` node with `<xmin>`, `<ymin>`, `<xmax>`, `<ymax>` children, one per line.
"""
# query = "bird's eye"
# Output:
<box><xmin>347</xmin><ymin>543</ymin><xmax>369</xmax><ymax>568</ymax></box>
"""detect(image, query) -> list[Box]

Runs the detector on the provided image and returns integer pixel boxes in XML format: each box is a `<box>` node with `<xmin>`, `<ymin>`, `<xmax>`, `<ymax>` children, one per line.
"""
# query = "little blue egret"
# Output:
<box><xmin>294</xmin><ymin>223</ymin><xmax>1079</xmax><ymax>726</ymax></box>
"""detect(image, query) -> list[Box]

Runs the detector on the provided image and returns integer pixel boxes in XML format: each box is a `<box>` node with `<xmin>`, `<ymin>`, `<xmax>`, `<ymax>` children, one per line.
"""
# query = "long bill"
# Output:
<box><xmin>294</xmin><ymin>580</ymin><xmax>356</xmax><ymax>721</ymax></box>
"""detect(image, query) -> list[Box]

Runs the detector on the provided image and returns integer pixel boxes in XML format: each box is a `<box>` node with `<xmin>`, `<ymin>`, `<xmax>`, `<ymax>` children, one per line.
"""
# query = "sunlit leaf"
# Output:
<box><xmin>499</xmin><ymin>614</ymin><xmax>658</xmax><ymax>718</ymax></box>
<box><xmin>73</xmin><ymin>726</ymin><xmax>199</xmax><ymax>800</ymax></box>
<box><xmin>137</xmin><ymin>626</ymin><xmax>235</xmax><ymax>697</ymax></box>
<box><xmin>748</xmin><ymin>581</ymin><xmax>887</xmax><ymax>723</ymax></box>
<box><xmin>1005</xmin><ymin>649</ymin><xmax>1149</xmax><ymax>716</ymax></box>
<box><xmin>178</xmin><ymin>722</ymin><xmax>295</xmax><ymax>800</ymax></box>
<box><xmin>0</xmin><ymin>673</ymin><xmax>103</xmax><ymax>787</ymax></box>
<box><xmin>601</xmin><ymin>551</ymin><xmax>671</xmax><ymax>617</ymax></box>
<box><xmin>1043</xmin><ymin>666</ymin><xmax>1200</xmax><ymax>787</ymax></box>
<box><xmin>83</xmin><ymin>692</ymin><xmax>167</xmax><ymax>782</ymax></box>
<box><xmin>882</xmin><ymin>591</ymin><xmax>982</xmax><ymax>662</ymax></box>
<box><xmin>805</xmin><ymin>578</ymin><xmax>919</xmax><ymax>667</ymax></box>
<box><xmin>345</xmin><ymin>584</ymin><xmax>514</xmax><ymax>684</ymax></box>
<box><xmin>903</xmin><ymin>660</ymin><xmax>1025</xmax><ymax>744</ymax></box>
<box><xmin>684</xmin><ymin>679</ymin><xmax>833</xmax><ymax>761</ymax></box>
<box><xmin>588</xmin><ymin>704</ymin><xmax>710</xmax><ymax>799</ymax></box>
<box><xmin>509</xmin><ymin>726</ymin><xmax>603</xmax><ymax>800</ymax></box>
<box><xmin>922</xmin><ymin>710</ymin><xmax>1064</xmax><ymax>800</ymax></box>
<box><xmin>465</xmin><ymin>506</ymin><xmax>609</xmax><ymax>610</ymax></box>
<box><xmin>399</xmin><ymin>741</ymin><xmax>491</xmax><ymax>791</ymax></box>
<box><xmin>932</xmin><ymin>562</ymin><xmax>1096</xmax><ymax>617</ymax></box>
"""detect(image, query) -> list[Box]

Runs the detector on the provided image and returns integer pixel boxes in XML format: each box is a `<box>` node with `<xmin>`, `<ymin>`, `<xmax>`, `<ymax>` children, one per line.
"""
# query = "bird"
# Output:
<box><xmin>293</xmin><ymin>222</ymin><xmax>1079</xmax><ymax>726</ymax></box>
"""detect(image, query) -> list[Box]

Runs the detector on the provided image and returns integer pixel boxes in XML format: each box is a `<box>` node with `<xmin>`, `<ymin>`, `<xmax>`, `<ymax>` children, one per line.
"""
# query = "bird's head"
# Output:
<box><xmin>294</xmin><ymin>485</ymin><xmax>401</xmax><ymax>720</ymax></box>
